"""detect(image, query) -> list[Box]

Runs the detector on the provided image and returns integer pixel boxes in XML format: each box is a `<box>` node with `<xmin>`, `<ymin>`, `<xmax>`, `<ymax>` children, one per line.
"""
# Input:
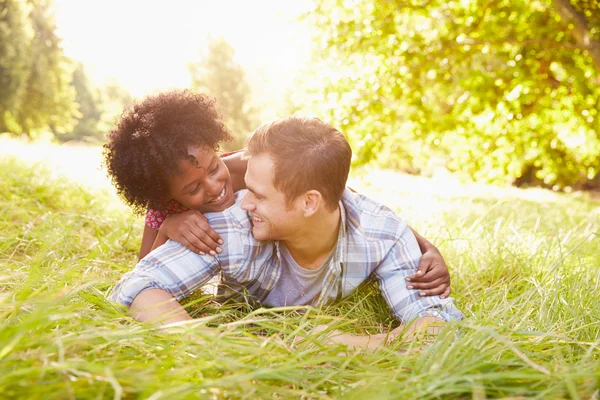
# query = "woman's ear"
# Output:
<box><xmin>303</xmin><ymin>190</ymin><xmax>323</xmax><ymax>217</ymax></box>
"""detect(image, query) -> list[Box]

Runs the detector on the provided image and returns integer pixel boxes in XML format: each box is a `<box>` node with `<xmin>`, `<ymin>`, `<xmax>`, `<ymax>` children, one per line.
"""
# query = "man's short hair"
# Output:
<box><xmin>245</xmin><ymin>116</ymin><xmax>352</xmax><ymax>211</ymax></box>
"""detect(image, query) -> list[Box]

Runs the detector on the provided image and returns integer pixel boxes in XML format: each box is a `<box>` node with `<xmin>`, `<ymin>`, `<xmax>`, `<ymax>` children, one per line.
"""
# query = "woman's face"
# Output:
<box><xmin>167</xmin><ymin>144</ymin><xmax>235</xmax><ymax>213</ymax></box>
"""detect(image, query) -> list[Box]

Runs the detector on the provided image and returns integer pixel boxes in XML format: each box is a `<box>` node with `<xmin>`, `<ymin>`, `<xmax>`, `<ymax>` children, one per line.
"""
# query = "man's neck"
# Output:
<box><xmin>283</xmin><ymin>206</ymin><xmax>341</xmax><ymax>270</ymax></box>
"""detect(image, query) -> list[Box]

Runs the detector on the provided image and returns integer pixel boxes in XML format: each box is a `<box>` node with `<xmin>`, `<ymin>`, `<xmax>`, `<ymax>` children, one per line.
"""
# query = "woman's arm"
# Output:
<box><xmin>222</xmin><ymin>151</ymin><xmax>248</xmax><ymax>192</ymax></box>
<box><xmin>411</xmin><ymin>228</ymin><xmax>437</xmax><ymax>254</ymax></box>
<box><xmin>407</xmin><ymin>228</ymin><xmax>451</xmax><ymax>298</ymax></box>
<box><xmin>139</xmin><ymin>224</ymin><xmax>160</xmax><ymax>260</ymax></box>
<box><xmin>139</xmin><ymin>211</ymin><xmax>224</xmax><ymax>261</ymax></box>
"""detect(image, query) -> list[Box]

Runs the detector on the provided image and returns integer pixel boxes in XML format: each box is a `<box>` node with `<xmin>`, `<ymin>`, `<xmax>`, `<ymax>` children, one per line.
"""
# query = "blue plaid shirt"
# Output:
<box><xmin>110</xmin><ymin>189</ymin><xmax>463</xmax><ymax>323</ymax></box>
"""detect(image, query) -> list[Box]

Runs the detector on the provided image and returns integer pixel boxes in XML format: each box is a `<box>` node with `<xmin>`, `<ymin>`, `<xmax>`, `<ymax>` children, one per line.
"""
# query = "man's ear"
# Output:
<box><xmin>303</xmin><ymin>190</ymin><xmax>323</xmax><ymax>217</ymax></box>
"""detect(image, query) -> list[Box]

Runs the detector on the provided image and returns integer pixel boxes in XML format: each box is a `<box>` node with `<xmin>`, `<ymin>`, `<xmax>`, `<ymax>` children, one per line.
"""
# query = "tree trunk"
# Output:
<box><xmin>552</xmin><ymin>0</ymin><xmax>600</xmax><ymax>72</ymax></box>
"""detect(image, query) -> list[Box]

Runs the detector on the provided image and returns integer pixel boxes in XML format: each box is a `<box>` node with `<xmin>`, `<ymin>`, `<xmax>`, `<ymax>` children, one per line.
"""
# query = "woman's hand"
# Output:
<box><xmin>406</xmin><ymin>248</ymin><xmax>451</xmax><ymax>299</ymax></box>
<box><xmin>159</xmin><ymin>210</ymin><xmax>223</xmax><ymax>256</ymax></box>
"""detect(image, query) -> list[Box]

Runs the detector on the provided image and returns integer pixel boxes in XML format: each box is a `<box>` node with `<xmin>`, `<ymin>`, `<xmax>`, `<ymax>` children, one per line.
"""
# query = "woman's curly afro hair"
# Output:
<box><xmin>103</xmin><ymin>90</ymin><xmax>232</xmax><ymax>215</ymax></box>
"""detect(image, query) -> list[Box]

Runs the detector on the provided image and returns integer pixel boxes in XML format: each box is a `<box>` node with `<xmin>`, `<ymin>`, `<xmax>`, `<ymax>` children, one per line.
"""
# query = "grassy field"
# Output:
<box><xmin>1</xmin><ymin>150</ymin><xmax>599</xmax><ymax>399</ymax></box>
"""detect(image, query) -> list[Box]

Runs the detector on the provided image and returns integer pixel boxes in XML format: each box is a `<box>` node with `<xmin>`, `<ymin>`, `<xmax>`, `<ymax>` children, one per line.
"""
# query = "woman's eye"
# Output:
<box><xmin>189</xmin><ymin>185</ymin><xmax>200</xmax><ymax>195</ymax></box>
<box><xmin>210</xmin><ymin>165</ymin><xmax>219</xmax><ymax>175</ymax></box>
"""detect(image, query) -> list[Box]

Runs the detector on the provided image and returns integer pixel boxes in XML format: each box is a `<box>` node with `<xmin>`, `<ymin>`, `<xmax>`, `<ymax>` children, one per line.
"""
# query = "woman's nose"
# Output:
<box><xmin>207</xmin><ymin>177</ymin><xmax>221</xmax><ymax>196</ymax></box>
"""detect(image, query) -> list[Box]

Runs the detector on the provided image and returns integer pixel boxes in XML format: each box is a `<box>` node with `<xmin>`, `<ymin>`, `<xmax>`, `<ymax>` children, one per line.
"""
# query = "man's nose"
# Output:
<box><xmin>241</xmin><ymin>193</ymin><xmax>255</xmax><ymax>211</ymax></box>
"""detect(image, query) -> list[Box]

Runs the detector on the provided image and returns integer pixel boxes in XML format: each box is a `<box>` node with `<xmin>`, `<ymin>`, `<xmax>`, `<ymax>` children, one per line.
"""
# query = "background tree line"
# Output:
<box><xmin>0</xmin><ymin>0</ymin><xmax>133</xmax><ymax>142</ymax></box>
<box><xmin>0</xmin><ymin>0</ymin><xmax>255</xmax><ymax>147</ymax></box>
<box><xmin>2</xmin><ymin>0</ymin><xmax>599</xmax><ymax>190</ymax></box>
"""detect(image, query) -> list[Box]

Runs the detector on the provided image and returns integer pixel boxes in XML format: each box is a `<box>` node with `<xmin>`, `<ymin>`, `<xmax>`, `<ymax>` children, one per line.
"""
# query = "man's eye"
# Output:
<box><xmin>189</xmin><ymin>185</ymin><xmax>200</xmax><ymax>195</ymax></box>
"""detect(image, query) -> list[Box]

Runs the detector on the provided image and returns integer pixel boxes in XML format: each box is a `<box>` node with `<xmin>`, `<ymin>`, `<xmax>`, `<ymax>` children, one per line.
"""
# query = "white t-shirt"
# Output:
<box><xmin>262</xmin><ymin>242</ymin><xmax>333</xmax><ymax>307</ymax></box>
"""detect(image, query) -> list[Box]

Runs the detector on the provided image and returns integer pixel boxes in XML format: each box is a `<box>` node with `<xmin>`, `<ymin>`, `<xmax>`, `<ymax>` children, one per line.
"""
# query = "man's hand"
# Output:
<box><xmin>296</xmin><ymin>318</ymin><xmax>445</xmax><ymax>351</ymax></box>
<box><xmin>406</xmin><ymin>247</ymin><xmax>451</xmax><ymax>299</ymax></box>
<box><xmin>296</xmin><ymin>325</ymin><xmax>386</xmax><ymax>351</ymax></box>
<box><xmin>159</xmin><ymin>210</ymin><xmax>223</xmax><ymax>256</ymax></box>
<box><xmin>385</xmin><ymin>316</ymin><xmax>445</xmax><ymax>347</ymax></box>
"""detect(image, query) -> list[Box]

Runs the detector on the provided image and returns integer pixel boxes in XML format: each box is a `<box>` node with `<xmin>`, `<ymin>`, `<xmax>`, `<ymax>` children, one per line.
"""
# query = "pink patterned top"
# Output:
<box><xmin>144</xmin><ymin>150</ymin><xmax>240</xmax><ymax>230</ymax></box>
<box><xmin>145</xmin><ymin>201</ymin><xmax>190</xmax><ymax>230</ymax></box>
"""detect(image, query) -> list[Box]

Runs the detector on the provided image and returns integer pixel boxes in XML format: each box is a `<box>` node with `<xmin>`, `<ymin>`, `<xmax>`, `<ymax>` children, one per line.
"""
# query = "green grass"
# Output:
<box><xmin>1</xmin><ymin>156</ymin><xmax>599</xmax><ymax>399</ymax></box>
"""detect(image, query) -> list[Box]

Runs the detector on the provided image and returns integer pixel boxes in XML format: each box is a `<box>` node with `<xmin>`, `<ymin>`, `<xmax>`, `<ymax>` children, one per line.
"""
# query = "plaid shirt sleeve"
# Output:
<box><xmin>374</xmin><ymin>228</ymin><xmax>463</xmax><ymax>323</ymax></box>
<box><xmin>111</xmin><ymin>192</ymin><xmax>254</xmax><ymax>308</ymax></box>
<box><xmin>109</xmin><ymin>240</ymin><xmax>224</xmax><ymax>307</ymax></box>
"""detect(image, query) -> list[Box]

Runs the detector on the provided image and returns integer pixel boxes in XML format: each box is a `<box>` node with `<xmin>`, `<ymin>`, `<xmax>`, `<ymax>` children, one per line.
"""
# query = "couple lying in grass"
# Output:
<box><xmin>106</xmin><ymin>90</ymin><xmax>462</xmax><ymax>349</ymax></box>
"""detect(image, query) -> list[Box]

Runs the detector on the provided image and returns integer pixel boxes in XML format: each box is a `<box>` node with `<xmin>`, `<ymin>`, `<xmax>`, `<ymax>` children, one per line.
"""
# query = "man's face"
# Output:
<box><xmin>168</xmin><ymin>144</ymin><xmax>235</xmax><ymax>213</ymax></box>
<box><xmin>241</xmin><ymin>153</ymin><xmax>303</xmax><ymax>241</ymax></box>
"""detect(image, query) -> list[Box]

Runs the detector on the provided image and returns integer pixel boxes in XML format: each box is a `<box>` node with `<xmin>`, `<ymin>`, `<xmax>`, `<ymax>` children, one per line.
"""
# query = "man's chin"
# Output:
<box><xmin>251</xmin><ymin>226</ymin><xmax>270</xmax><ymax>241</ymax></box>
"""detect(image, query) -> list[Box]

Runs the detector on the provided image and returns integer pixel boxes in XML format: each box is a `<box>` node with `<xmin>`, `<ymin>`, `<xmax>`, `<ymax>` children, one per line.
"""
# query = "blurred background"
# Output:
<box><xmin>1</xmin><ymin>0</ymin><xmax>599</xmax><ymax>192</ymax></box>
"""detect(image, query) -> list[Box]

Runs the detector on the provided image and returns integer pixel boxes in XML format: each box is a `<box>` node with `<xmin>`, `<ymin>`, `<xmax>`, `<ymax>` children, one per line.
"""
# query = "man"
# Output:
<box><xmin>110</xmin><ymin>116</ymin><xmax>462</xmax><ymax>346</ymax></box>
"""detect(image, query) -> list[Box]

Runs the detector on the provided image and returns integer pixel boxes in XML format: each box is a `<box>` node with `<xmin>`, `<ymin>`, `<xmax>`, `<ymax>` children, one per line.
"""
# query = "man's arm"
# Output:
<box><xmin>111</xmin><ymin>240</ymin><xmax>222</xmax><ymax>322</ymax></box>
<box><xmin>374</xmin><ymin>225</ymin><xmax>463</xmax><ymax>326</ymax></box>
<box><xmin>297</xmin><ymin>317</ymin><xmax>445</xmax><ymax>351</ymax></box>
<box><xmin>301</xmin><ymin>229</ymin><xmax>460</xmax><ymax>351</ymax></box>
<box><xmin>129</xmin><ymin>288</ymin><xmax>192</xmax><ymax>324</ymax></box>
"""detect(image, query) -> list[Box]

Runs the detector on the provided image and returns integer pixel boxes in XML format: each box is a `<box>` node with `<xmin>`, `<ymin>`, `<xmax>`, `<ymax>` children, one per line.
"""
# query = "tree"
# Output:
<box><xmin>56</xmin><ymin>62</ymin><xmax>102</xmax><ymax>142</ymax></box>
<box><xmin>58</xmin><ymin>73</ymin><xmax>134</xmax><ymax>143</ymax></box>
<box><xmin>0</xmin><ymin>0</ymin><xmax>77</xmax><ymax>137</ymax></box>
<box><xmin>553</xmin><ymin>0</ymin><xmax>600</xmax><ymax>71</ymax></box>
<box><xmin>308</xmin><ymin>0</ymin><xmax>600</xmax><ymax>189</ymax></box>
<box><xmin>0</xmin><ymin>0</ymin><xmax>32</xmax><ymax>132</ymax></box>
<box><xmin>15</xmin><ymin>0</ymin><xmax>77</xmax><ymax>137</ymax></box>
<box><xmin>189</xmin><ymin>37</ymin><xmax>257</xmax><ymax>150</ymax></box>
<box><xmin>96</xmin><ymin>78</ymin><xmax>133</xmax><ymax>134</ymax></box>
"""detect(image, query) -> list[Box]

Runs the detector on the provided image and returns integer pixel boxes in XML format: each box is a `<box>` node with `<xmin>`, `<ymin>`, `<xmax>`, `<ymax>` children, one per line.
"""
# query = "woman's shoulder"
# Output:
<box><xmin>145</xmin><ymin>201</ymin><xmax>189</xmax><ymax>230</ymax></box>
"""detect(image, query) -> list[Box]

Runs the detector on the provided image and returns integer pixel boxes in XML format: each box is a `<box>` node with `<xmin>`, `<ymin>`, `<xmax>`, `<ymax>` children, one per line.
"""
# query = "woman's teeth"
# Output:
<box><xmin>208</xmin><ymin>187</ymin><xmax>226</xmax><ymax>204</ymax></box>
<box><xmin>252</xmin><ymin>215</ymin><xmax>263</xmax><ymax>222</ymax></box>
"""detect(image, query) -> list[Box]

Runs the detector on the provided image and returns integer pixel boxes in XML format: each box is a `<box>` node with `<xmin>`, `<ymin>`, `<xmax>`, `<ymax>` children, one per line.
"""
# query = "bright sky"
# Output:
<box><xmin>54</xmin><ymin>0</ymin><xmax>313</xmax><ymax>109</ymax></box>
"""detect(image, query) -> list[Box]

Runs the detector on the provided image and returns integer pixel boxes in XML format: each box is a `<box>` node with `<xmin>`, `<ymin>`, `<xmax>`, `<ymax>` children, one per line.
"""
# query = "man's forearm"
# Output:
<box><xmin>389</xmin><ymin>316</ymin><xmax>445</xmax><ymax>342</ymax></box>
<box><xmin>309</xmin><ymin>317</ymin><xmax>445</xmax><ymax>350</ymax></box>
<box><xmin>129</xmin><ymin>288</ymin><xmax>192</xmax><ymax>325</ymax></box>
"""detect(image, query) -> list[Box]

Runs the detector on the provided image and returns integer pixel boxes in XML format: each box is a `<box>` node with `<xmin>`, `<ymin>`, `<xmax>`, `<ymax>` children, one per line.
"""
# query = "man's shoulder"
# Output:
<box><xmin>342</xmin><ymin>188</ymin><xmax>408</xmax><ymax>240</ymax></box>
<box><xmin>204</xmin><ymin>190</ymin><xmax>253</xmax><ymax>234</ymax></box>
<box><xmin>142</xmin><ymin>190</ymin><xmax>266</xmax><ymax>268</ymax></box>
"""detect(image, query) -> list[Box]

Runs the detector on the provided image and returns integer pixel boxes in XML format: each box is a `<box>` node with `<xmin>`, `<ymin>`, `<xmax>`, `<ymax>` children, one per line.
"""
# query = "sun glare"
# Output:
<box><xmin>54</xmin><ymin>0</ymin><xmax>312</xmax><ymax>102</ymax></box>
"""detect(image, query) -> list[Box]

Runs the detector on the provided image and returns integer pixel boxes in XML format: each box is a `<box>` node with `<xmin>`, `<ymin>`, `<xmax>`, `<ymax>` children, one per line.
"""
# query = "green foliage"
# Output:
<box><xmin>1</xmin><ymin>148</ymin><xmax>599</xmax><ymax>398</ymax></box>
<box><xmin>95</xmin><ymin>78</ymin><xmax>133</xmax><ymax>134</ymax></box>
<box><xmin>189</xmin><ymin>37</ymin><xmax>258</xmax><ymax>151</ymax></box>
<box><xmin>307</xmin><ymin>0</ymin><xmax>600</xmax><ymax>190</ymax></box>
<box><xmin>0</xmin><ymin>0</ymin><xmax>77</xmax><ymax>138</ymax></box>
<box><xmin>56</xmin><ymin>62</ymin><xmax>103</xmax><ymax>142</ymax></box>
<box><xmin>0</xmin><ymin>0</ymin><xmax>131</xmax><ymax>142</ymax></box>
<box><xmin>0</xmin><ymin>0</ymin><xmax>32</xmax><ymax>131</ymax></box>
<box><xmin>59</xmin><ymin>67</ymin><xmax>133</xmax><ymax>143</ymax></box>
<box><xmin>12</xmin><ymin>0</ymin><xmax>77</xmax><ymax>137</ymax></box>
